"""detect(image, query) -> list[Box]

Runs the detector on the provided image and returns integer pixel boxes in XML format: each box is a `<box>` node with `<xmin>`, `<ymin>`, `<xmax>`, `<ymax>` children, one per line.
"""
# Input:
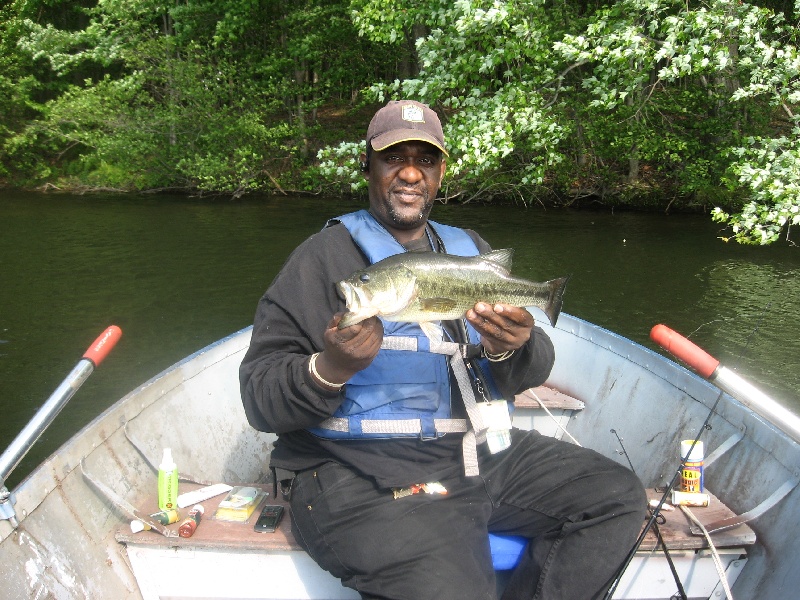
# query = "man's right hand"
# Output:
<box><xmin>312</xmin><ymin>312</ymin><xmax>383</xmax><ymax>389</ymax></box>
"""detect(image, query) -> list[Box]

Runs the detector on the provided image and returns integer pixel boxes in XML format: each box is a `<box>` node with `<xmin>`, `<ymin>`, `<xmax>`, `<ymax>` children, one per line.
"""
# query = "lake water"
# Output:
<box><xmin>1</xmin><ymin>191</ymin><xmax>798</xmax><ymax>488</ymax></box>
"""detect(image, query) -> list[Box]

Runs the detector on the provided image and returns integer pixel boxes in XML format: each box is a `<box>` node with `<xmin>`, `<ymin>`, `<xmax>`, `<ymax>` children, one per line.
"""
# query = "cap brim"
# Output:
<box><xmin>370</xmin><ymin>130</ymin><xmax>448</xmax><ymax>157</ymax></box>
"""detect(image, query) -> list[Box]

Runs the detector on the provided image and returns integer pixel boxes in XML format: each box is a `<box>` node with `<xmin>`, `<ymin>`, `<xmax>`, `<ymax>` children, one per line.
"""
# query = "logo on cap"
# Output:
<box><xmin>402</xmin><ymin>104</ymin><xmax>425</xmax><ymax>123</ymax></box>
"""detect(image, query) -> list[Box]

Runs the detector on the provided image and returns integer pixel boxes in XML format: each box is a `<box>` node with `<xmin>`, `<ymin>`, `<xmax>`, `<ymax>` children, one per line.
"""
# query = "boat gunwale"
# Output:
<box><xmin>1</xmin><ymin>327</ymin><xmax>253</xmax><ymax>543</ymax></box>
<box><xmin>545</xmin><ymin>314</ymin><xmax>800</xmax><ymax>479</ymax></box>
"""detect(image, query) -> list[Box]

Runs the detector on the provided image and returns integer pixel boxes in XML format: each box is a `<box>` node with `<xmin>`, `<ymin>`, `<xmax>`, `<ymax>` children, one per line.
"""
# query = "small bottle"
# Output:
<box><xmin>131</xmin><ymin>508</ymin><xmax>179</xmax><ymax>533</ymax></box>
<box><xmin>158</xmin><ymin>448</ymin><xmax>179</xmax><ymax>511</ymax></box>
<box><xmin>178</xmin><ymin>504</ymin><xmax>204</xmax><ymax>538</ymax></box>
<box><xmin>149</xmin><ymin>508</ymin><xmax>180</xmax><ymax>525</ymax></box>
<box><xmin>680</xmin><ymin>439</ymin><xmax>704</xmax><ymax>493</ymax></box>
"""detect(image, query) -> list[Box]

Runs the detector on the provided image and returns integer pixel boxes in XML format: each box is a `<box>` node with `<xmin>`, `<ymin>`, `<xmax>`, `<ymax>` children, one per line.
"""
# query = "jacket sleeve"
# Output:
<box><xmin>239</xmin><ymin>229</ymin><xmax>359</xmax><ymax>433</ymax></box>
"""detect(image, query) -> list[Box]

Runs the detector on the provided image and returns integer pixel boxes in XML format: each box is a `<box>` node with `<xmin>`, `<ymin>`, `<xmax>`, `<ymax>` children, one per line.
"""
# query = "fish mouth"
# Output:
<box><xmin>337</xmin><ymin>281</ymin><xmax>359</xmax><ymax>311</ymax></box>
<box><xmin>337</xmin><ymin>281</ymin><xmax>374</xmax><ymax>328</ymax></box>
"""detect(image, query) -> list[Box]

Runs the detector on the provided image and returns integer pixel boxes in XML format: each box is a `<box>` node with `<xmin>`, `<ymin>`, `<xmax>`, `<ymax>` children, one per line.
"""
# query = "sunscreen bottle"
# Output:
<box><xmin>149</xmin><ymin>508</ymin><xmax>180</xmax><ymax>525</ymax></box>
<box><xmin>157</xmin><ymin>448</ymin><xmax>179</xmax><ymax>511</ymax></box>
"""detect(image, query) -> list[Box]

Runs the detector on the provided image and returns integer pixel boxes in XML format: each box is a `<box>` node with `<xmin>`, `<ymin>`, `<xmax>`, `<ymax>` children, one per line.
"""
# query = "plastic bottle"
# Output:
<box><xmin>149</xmin><ymin>508</ymin><xmax>180</xmax><ymax>525</ymax></box>
<box><xmin>178</xmin><ymin>504</ymin><xmax>204</xmax><ymax>538</ymax></box>
<box><xmin>157</xmin><ymin>448</ymin><xmax>178</xmax><ymax>511</ymax></box>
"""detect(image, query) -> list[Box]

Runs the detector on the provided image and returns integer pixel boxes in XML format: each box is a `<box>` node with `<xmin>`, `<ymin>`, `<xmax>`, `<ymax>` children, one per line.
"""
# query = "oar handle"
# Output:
<box><xmin>650</xmin><ymin>324</ymin><xmax>720</xmax><ymax>379</ymax></box>
<box><xmin>82</xmin><ymin>325</ymin><xmax>122</xmax><ymax>367</ymax></box>
<box><xmin>651</xmin><ymin>323</ymin><xmax>800</xmax><ymax>446</ymax></box>
<box><xmin>0</xmin><ymin>325</ymin><xmax>123</xmax><ymax>487</ymax></box>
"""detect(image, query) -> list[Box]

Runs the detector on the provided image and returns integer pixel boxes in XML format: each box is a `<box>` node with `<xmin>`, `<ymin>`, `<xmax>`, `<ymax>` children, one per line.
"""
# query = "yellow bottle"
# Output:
<box><xmin>157</xmin><ymin>448</ymin><xmax>178</xmax><ymax>511</ymax></box>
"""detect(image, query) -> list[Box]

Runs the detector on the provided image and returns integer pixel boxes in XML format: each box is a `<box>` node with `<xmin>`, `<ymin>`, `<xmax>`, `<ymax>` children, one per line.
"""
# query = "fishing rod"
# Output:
<box><xmin>603</xmin><ymin>389</ymin><xmax>721</xmax><ymax>600</ymax></box>
<box><xmin>611</xmin><ymin>429</ymin><xmax>688</xmax><ymax>600</ymax></box>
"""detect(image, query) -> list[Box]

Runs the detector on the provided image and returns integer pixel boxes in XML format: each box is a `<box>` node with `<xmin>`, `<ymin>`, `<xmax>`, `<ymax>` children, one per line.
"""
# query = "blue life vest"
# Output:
<box><xmin>308</xmin><ymin>210</ymin><xmax>499</xmax><ymax>440</ymax></box>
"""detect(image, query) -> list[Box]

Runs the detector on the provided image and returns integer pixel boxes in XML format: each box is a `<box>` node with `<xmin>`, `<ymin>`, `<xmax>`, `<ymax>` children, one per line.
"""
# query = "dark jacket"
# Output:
<box><xmin>239</xmin><ymin>221</ymin><xmax>555</xmax><ymax>488</ymax></box>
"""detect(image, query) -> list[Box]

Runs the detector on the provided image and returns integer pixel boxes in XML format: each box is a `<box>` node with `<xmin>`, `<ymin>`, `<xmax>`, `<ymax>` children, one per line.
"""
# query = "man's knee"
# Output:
<box><xmin>609</xmin><ymin>463</ymin><xmax>647</xmax><ymax>519</ymax></box>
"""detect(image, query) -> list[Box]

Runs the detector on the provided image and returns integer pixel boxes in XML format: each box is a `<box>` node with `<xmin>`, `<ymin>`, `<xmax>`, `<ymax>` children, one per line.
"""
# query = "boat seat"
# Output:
<box><xmin>116</xmin><ymin>484</ymin><xmax>755</xmax><ymax>575</ymax></box>
<box><xmin>115</xmin><ymin>388</ymin><xmax>754</xmax><ymax>573</ymax></box>
<box><xmin>112</xmin><ymin>386</ymin><xmax>757</xmax><ymax>597</ymax></box>
<box><xmin>114</xmin><ymin>485</ymin><xmax>526</xmax><ymax>570</ymax></box>
<box><xmin>511</xmin><ymin>385</ymin><xmax>585</xmax><ymax>440</ymax></box>
<box><xmin>514</xmin><ymin>385</ymin><xmax>586</xmax><ymax>411</ymax></box>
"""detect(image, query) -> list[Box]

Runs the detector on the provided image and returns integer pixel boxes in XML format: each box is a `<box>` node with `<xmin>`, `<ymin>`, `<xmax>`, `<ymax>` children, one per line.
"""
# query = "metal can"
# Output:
<box><xmin>680</xmin><ymin>439</ymin><xmax>704</xmax><ymax>493</ymax></box>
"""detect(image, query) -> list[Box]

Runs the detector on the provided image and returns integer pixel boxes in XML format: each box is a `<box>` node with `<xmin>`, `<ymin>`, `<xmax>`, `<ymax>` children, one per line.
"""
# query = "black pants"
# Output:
<box><xmin>289</xmin><ymin>429</ymin><xmax>646</xmax><ymax>600</ymax></box>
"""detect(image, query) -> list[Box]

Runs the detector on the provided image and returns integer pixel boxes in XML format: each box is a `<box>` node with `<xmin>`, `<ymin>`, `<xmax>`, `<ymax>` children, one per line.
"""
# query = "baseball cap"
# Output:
<box><xmin>366</xmin><ymin>100</ymin><xmax>448</xmax><ymax>156</ymax></box>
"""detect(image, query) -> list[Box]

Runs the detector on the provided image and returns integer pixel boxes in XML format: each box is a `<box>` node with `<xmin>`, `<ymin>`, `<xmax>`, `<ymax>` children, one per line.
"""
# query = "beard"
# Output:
<box><xmin>387</xmin><ymin>203</ymin><xmax>432</xmax><ymax>229</ymax></box>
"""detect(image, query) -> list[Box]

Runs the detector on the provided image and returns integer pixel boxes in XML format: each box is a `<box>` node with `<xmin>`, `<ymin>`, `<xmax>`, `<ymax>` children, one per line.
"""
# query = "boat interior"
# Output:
<box><xmin>3</xmin><ymin>316</ymin><xmax>799</xmax><ymax>599</ymax></box>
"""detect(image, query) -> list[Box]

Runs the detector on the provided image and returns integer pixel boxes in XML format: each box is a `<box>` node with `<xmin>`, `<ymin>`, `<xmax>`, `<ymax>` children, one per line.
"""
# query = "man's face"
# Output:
<box><xmin>365</xmin><ymin>141</ymin><xmax>446</xmax><ymax>244</ymax></box>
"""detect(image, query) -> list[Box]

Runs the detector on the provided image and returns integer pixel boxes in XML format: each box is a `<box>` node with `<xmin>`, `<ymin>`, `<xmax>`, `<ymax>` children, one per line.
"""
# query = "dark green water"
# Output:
<box><xmin>1</xmin><ymin>191</ymin><xmax>798</xmax><ymax>488</ymax></box>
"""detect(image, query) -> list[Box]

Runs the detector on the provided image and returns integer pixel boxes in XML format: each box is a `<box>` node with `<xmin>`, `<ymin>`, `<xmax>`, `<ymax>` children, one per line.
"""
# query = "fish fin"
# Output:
<box><xmin>542</xmin><ymin>275</ymin><xmax>571</xmax><ymax>327</ymax></box>
<box><xmin>482</xmin><ymin>249</ymin><xmax>514</xmax><ymax>273</ymax></box>
<box><xmin>420</xmin><ymin>297</ymin><xmax>459</xmax><ymax>312</ymax></box>
<box><xmin>419</xmin><ymin>321</ymin><xmax>444</xmax><ymax>342</ymax></box>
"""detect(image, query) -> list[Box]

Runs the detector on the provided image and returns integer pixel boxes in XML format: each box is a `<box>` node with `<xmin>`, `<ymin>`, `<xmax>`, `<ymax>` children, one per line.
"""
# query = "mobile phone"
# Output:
<box><xmin>253</xmin><ymin>504</ymin><xmax>284</xmax><ymax>533</ymax></box>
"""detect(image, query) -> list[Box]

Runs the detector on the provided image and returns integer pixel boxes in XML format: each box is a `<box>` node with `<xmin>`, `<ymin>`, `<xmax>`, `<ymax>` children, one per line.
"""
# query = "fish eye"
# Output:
<box><xmin>359</xmin><ymin>273</ymin><xmax>370</xmax><ymax>283</ymax></box>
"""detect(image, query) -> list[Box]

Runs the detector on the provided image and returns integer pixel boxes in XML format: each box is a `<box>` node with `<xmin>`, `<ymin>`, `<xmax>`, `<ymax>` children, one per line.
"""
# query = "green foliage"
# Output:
<box><xmin>341</xmin><ymin>0</ymin><xmax>799</xmax><ymax>240</ymax></box>
<box><xmin>2</xmin><ymin>0</ymin><xmax>799</xmax><ymax>242</ymax></box>
<box><xmin>714</xmin><ymin>131</ymin><xmax>800</xmax><ymax>243</ymax></box>
<box><xmin>4</xmin><ymin>0</ymin><xmax>394</xmax><ymax>193</ymax></box>
<box><xmin>314</xmin><ymin>140</ymin><xmax>368</xmax><ymax>194</ymax></box>
<box><xmin>350</xmin><ymin>0</ymin><xmax>572</xmax><ymax>202</ymax></box>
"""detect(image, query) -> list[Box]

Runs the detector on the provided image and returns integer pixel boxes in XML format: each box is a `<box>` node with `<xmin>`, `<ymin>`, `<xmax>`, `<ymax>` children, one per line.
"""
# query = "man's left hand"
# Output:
<box><xmin>466</xmin><ymin>303</ymin><xmax>534</xmax><ymax>355</ymax></box>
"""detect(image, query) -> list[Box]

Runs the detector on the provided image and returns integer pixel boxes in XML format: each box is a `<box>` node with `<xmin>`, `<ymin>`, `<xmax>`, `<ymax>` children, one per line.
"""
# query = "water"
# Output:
<box><xmin>1</xmin><ymin>191</ymin><xmax>798</xmax><ymax>488</ymax></box>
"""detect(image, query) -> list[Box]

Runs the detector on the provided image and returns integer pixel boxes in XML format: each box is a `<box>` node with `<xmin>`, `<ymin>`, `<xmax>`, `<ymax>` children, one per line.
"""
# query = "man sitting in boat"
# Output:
<box><xmin>239</xmin><ymin>99</ymin><xmax>646</xmax><ymax>599</ymax></box>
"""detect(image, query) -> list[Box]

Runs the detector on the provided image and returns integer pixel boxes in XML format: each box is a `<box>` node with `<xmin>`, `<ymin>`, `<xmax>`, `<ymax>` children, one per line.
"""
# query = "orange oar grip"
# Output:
<box><xmin>650</xmin><ymin>324</ymin><xmax>720</xmax><ymax>379</ymax></box>
<box><xmin>82</xmin><ymin>325</ymin><xmax>123</xmax><ymax>367</ymax></box>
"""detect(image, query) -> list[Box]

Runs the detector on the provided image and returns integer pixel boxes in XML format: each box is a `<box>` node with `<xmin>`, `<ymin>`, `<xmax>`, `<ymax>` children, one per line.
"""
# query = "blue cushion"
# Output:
<box><xmin>489</xmin><ymin>534</ymin><xmax>527</xmax><ymax>570</ymax></box>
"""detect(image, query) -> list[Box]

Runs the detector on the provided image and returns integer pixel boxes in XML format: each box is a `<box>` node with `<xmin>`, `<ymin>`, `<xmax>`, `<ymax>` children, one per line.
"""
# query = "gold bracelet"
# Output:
<box><xmin>483</xmin><ymin>348</ymin><xmax>515</xmax><ymax>362</ymax></box>
<box><xmin>309</xmin><ymin>353</ymin><xmax>345</xmax><ymax>390</ymax></box>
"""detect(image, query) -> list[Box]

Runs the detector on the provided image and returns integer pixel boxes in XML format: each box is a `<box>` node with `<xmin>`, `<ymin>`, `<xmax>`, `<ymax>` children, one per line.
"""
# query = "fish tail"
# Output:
<box><xmin>542</xmin><ymin>275</ymin><xmax>570</xmax><ymax>327</ymax></box>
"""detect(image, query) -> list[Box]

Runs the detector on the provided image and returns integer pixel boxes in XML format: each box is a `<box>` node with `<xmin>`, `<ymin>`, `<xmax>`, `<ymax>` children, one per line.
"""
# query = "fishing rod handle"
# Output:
<box><xmin>83</xmin><ymin>325</ymin><xmax>123</xmax><ymax>367</ymax></box>
<box><xmin>650</xmin><ymin>324</ymin><xmax>720</xmax><ymax>379</ymax></box>
<box><xmin>0</xmin><ymin>325</ymin><xmax>122</xmax><ymax>484</ymax></box>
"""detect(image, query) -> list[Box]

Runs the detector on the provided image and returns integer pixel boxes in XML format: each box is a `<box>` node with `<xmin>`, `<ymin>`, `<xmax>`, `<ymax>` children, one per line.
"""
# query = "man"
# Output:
<box><xmin>240</xmin><ymin>100</ymin><xmax>645</xmax><ymax>599</ymax></box>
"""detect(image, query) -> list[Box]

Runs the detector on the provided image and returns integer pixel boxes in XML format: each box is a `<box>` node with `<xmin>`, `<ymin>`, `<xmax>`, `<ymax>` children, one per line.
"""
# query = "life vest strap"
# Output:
<box><xmin>380</xmin><ymin>335</ymin><xmax>480</xmax><ymax>357</ymax></box>
<box><xmin>316</xmin><ymin>417</ymin><xmax>468</xmax><ymax>436</ymax></box>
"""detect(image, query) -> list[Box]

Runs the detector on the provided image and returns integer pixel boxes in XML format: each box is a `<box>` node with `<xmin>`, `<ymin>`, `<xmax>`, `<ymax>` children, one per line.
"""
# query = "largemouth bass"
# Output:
<box><xmin>337</xmin><ymin>249</ymin><xmax>569</xmax><ymax>335</ymax></box>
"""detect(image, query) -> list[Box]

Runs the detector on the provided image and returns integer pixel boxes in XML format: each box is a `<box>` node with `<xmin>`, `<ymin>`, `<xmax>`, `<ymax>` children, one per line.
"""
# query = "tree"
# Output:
<box><xmin>0</xmin><ymin>0</ymin><xmax>95</xmax><ymax>182</ymax></box>
<box><xmin>7</xmin><ymin>0</ymin><xmax>395</xmax><ymax>194</ymax></box>
<box><xmin>4</xmin><ymin>0</ymin><xmax>798</xmax><ymax>242</ymax></box>
<box><xmin>319</xmin><ymin>0</ymin><xmax>800</xmax><ymax>243</ymax></box>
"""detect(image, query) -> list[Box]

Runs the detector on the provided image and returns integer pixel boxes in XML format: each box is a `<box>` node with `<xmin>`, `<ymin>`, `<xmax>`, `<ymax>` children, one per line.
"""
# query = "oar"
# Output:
<box><xmin>606</xmin><ymin>323</ymin><xmax>798</xmax><ymax>599</ymax></box>
<box><xmin>0</xmin><ymin>325</ymin><xmax>122</xmax><ymax>489</ymax></box>
<box><xmin>650</xmin><ymin>324</ymin><xmax>800</xmax><ymax>444</ymax></box>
